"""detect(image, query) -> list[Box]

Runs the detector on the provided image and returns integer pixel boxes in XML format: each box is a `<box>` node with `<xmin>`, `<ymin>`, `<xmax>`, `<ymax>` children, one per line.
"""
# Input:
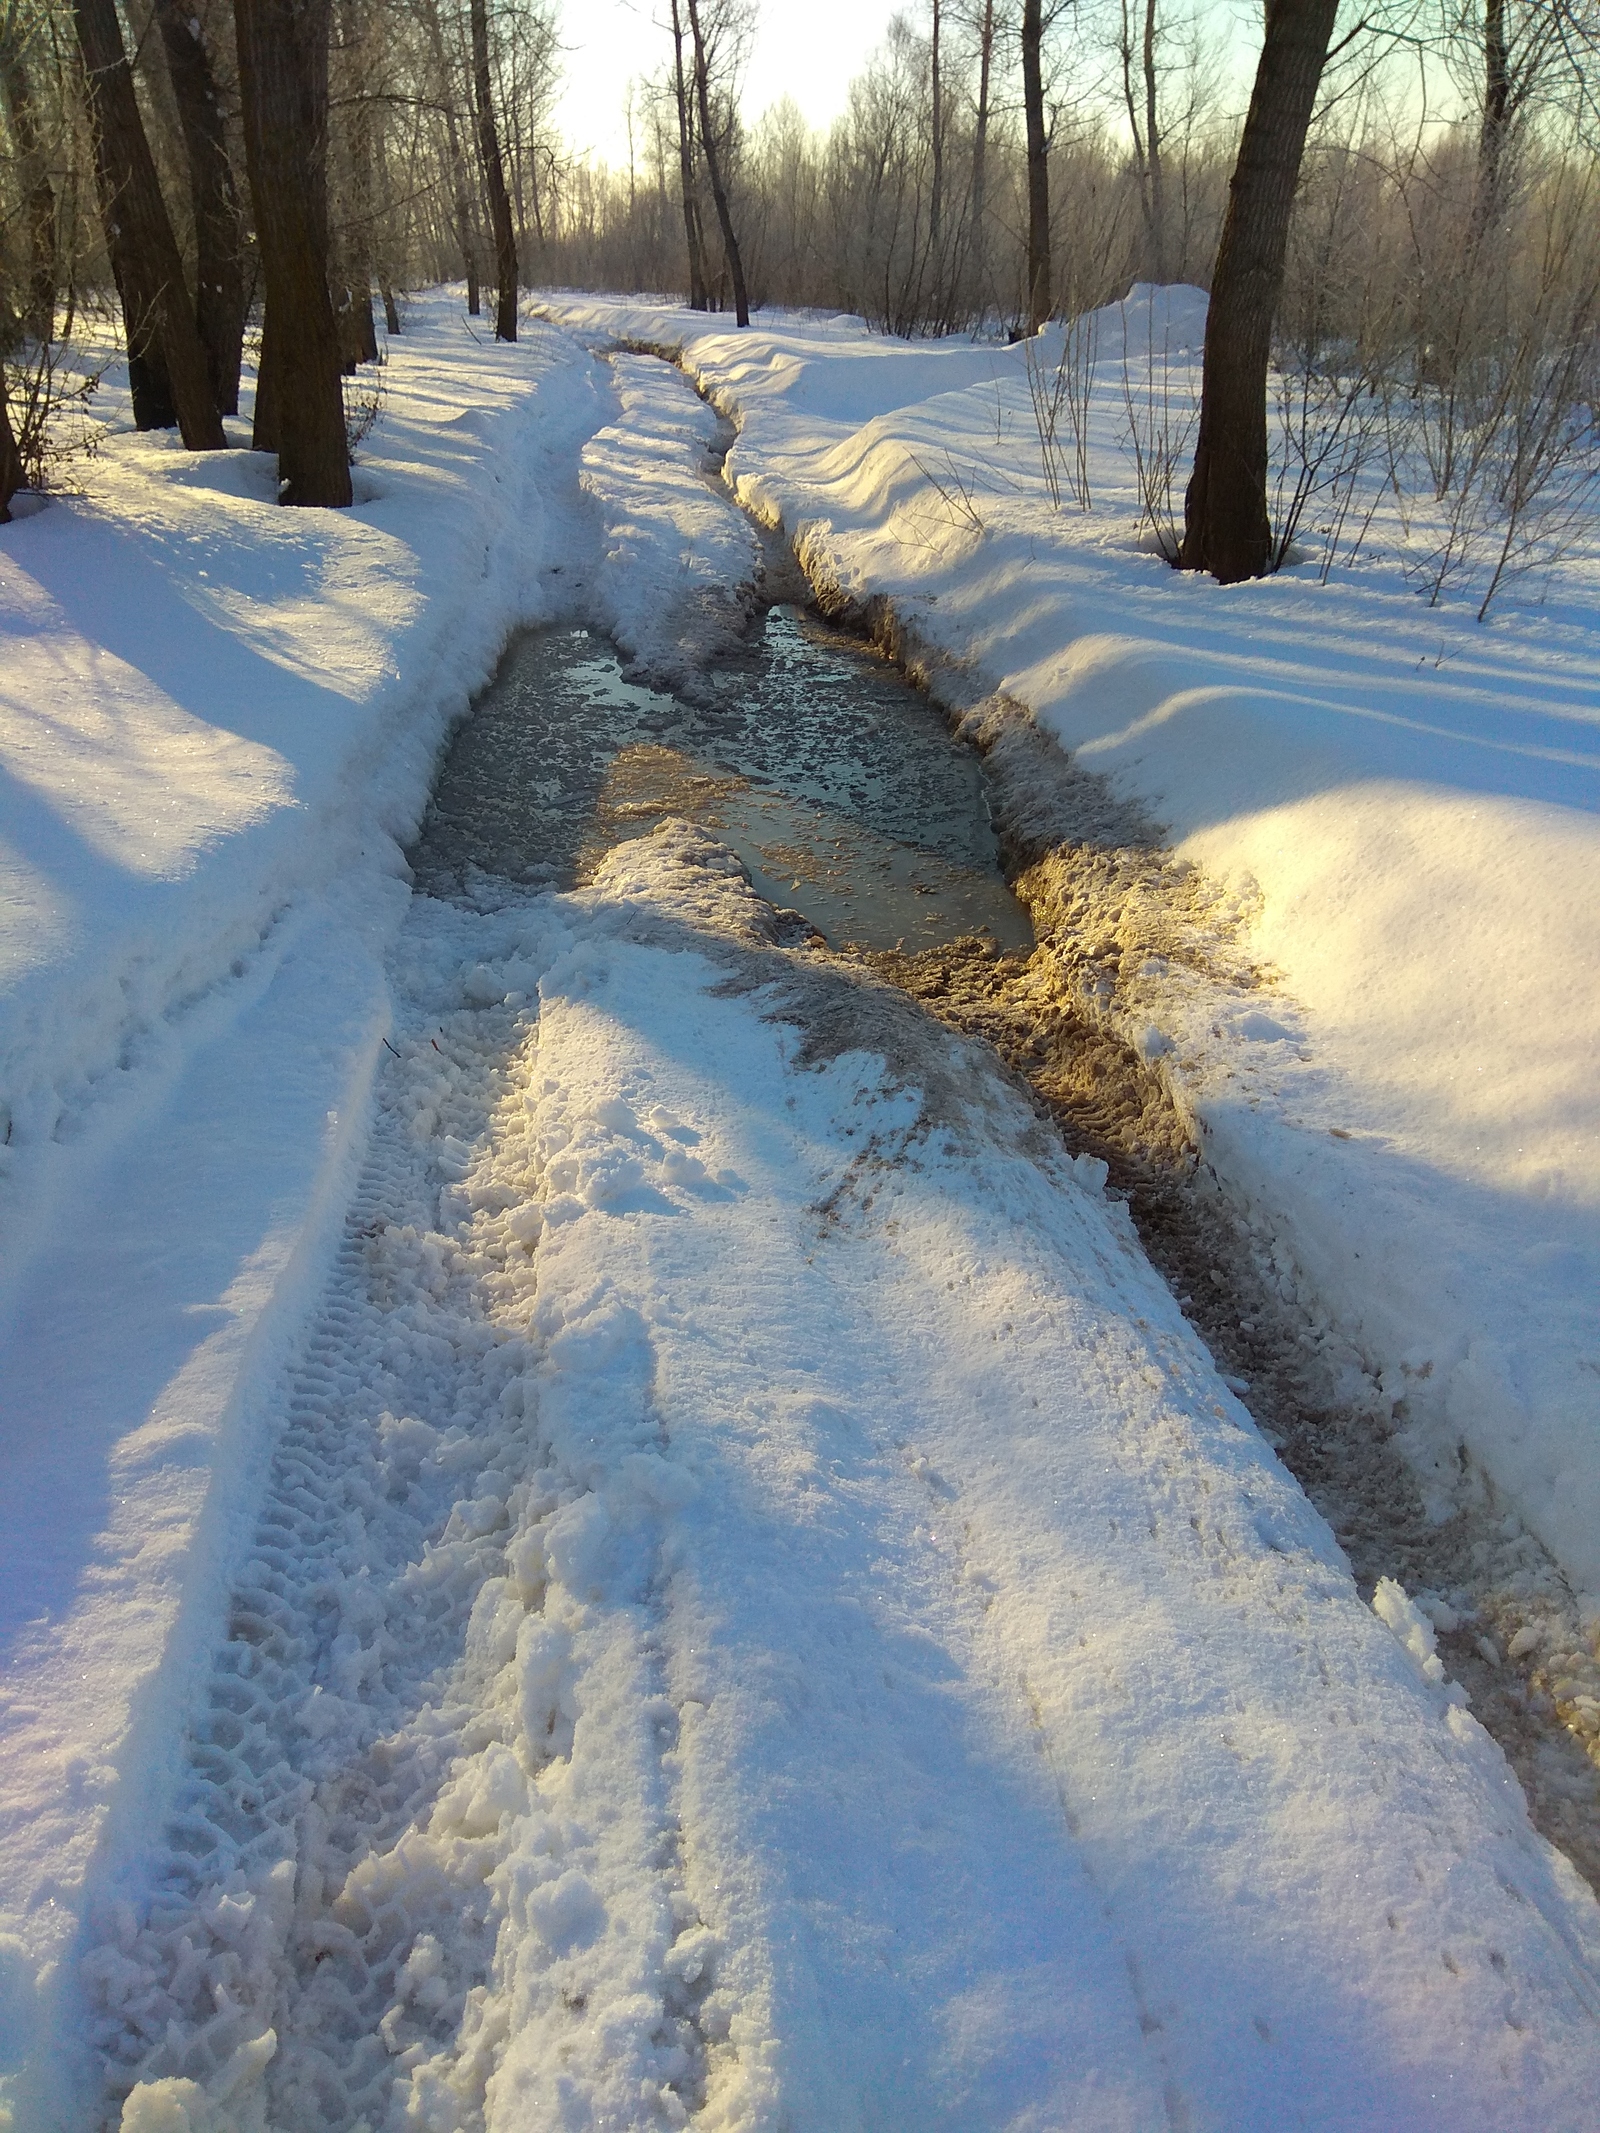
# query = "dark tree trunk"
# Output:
<box><xmin>468</xmin><ymin>0</ymin><xmax>517</xmax><ymax>339</ymax></box>
<box><xmin>234</xmin><ymin>0</ymin><xmax>352</xmax><ymax>504</ymax></box>
<box><xmin>1021</xmin><ymin>0</ymin><xmax>1050</xmax><ymax>328</ymax></box>
<box><xmin>71</xmin><ymin>0</ymin><xmax>225</xmax><ymax>448</ymax></box>
<box><xmin>449</xmin><ymin>102</ymin><xmax>481</xmax><ymax>314</ymax></box>
<box><xmin>1143</xmin><ymin>0</ymin><xmax>1167</xmax><ymax>281</ymax></box>
<box><xmin>1477</xmin><ymin>0</ymin><xmax>1511</xmax><ymax>232</ymax></box>
<box><xmin>686</xmin><ymin>0</ymin><xmax>749</xmax><ymax>326</ymax></box>
<box><xmin>334</xmin><ymin>0</ymin><xmax>380</xmax><ymax>366</ymax></box>
<box><xmin>110</xmin><ymin>241</ymin><xmax>178</xmax><ymax>428</ymax></box>
<box><xmin>252</xmin><ymin>298</ymin><xmax>279</xmax><ymax>452</ymax></box>
<box><xmin>372</xmin><ymin>108</ymin><xmax>403</xmax><ymax>334</ymax></box>
<box><xmin>153</xmin><ymin>0</ymin><xmax>247</xmax><ymax>414</ymax></box>
<box><xmin>930</xmin><ymin>0</ymin><xmax>943</xmax><ymax>250</ymax></box>
<box><xmin>350</xmin><ymin>153</ymin><xmax>381</xmax><ymax>363</ymax></box>
<box><xmin>670</xmin><ymin>0</ymin><xmax>708</xmax><ymax>308</ymax></box>
<box><xmin>969</xmin><ymin>0</ymin><xmax>993</xmax><ymax>302</ymax></box>
<box><xmin>0</xmin><ymin>47</ymin><xmax>58</xmax><ymax>341</ymax></box>
<box><xmin>422</xmin><ymin>0</ymin><xmax>480</xmax><ymax>312</ymax></box>
<box><xmin>0</xmin><ymin>364</ymin><xmax>24</xmax><ymax>516</ymax></box>
<box><xmin>1178</xmin><ymin>0</ymin><xmax>1338</xmax><ymax>581</ymax></box>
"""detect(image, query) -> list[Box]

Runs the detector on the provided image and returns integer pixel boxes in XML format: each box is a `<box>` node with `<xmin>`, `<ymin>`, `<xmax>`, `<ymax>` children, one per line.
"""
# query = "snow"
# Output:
<box><xmin>544</xmin><ymin>290</ymin><xmax>1600</xmax><ymax>1602</ymax></box>
<box><xmin>4</xmin><ymin>291</ymin><xmax>1600</xmax><ymax>2126</ymax></box>
<box><xmin>0</xmin><ymin>298</ymin><xmax>612</xmax><ymax>2125</ymax></box>
<box><xmin>85</xmin><ymin>825</ymin><xmax>1600</xmax><ymax>2129</ymax></box>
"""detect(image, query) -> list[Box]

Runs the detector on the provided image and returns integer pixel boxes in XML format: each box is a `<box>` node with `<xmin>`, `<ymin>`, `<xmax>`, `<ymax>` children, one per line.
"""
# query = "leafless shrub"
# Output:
<box><xmin>1402</xmin><ymin>162</ymin><xmax>1600</xmax><ymax>617</ymax></box>
<box><xmin>1116</xmin><ymin>291</ymin><xmax>1198</xmax><ymax>559</ymax></box>
<box><xmin>909</xmin><ymin>445</ymin><xmax>986</xmax><ymax>536</ymax></box>
<box><xmin>5</xmin><ymin>329</ymin><xmax>105</xmax><ymax>488</ymax></box>
<box><xmin>1025</xmin><ymin>308</ymin><xmax>1098</xmax><ymax>510</ymax></box>
<box><xmin>343</xmin><ymin>349</ymin><xmax>387</xmax><ymax>457</ymax></box>
<box><xmin>1268</xmin><ymin>360</ymin><xmax>1407</xmax><ymax>574</ymax></box>
<box><xmin>0</xmin><ymin>240</ymin><xmax>110</xmax><ymax>494</ymax></box>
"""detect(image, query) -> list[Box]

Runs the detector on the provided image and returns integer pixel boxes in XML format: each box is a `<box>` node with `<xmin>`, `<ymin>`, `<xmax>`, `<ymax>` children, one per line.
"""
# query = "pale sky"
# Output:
<box><xmin>554</xmin><ymin>0</ymin><xmax>908</xmax><ymax>165</ymax></box>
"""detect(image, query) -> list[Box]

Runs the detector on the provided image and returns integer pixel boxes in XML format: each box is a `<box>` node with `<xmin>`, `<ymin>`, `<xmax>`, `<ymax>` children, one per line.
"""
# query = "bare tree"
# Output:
<box><xmin>1021</xmin><ymin>0</ymin><xmax>1051</xmax><ymax>324</ymax></box>
<box><xmin>70</xmin><ymin>0</ymin><xmax>225</xmax><ymax>445</ymax></box>
<box><xmin>416</xmin><ymin>0</ymin><xmax>481</xmax><ymax>311</ymax></box>
<box><xmin>930</xmin><ymin>0</ymin><xmax>945</xmax><ymax>246</ymax></box>
<box><xmin>1457</xmin><ymin>0</ymin><xmax>1600</xmax><ymax>227</ymax></box>
<box><xmin>152</xmin><ymin>0</ymin><xmax>247</xmax><ymax>413</ymax></box>
<box><xmin>0</xmin><ymin>32</ymin><xmax>56</xmax><ymax>340</ymax></box>
<box><xmin>1178</xmin><ymin>0</ymin><xmax>1340</xmax><ymax>580</ymax></box>
<box><xmin>686</xmin><ymin>0</ymin><xmax>750</xmax><ymax>323</ymax></box>
<box><xmin>469</xmin><ymin>0</ymin><xmax>518</xmax><ymax>337</ymax></box>
<box><xmin>1119</xmin><ymin>0</ymin><xmax>1169</xmax><ymax>279</ymax></box>
<box><xmin>968</xmin><ymin>0</ymin><xmax>995</xmax><ymax>302</ymax></box>
<box><xmin>234</xmin><ymin>0</ymin><xmax>352</xmax><ymax>504</ymax></box>
<box><xmin>669</xmin><ymin>0</ymin><xmax>710</xmax><ymax>306</ymax></box>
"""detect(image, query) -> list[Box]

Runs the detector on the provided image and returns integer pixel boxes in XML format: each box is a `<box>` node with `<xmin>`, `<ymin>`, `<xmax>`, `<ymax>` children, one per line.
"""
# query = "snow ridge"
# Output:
<box><xmin>88</xmin><ymin>889</ymin><xmax>712</xmax><ymax>2133</ymax></box>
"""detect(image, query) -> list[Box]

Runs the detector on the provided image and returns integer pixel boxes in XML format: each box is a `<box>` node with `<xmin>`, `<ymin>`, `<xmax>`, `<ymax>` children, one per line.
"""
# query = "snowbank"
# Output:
<box><xmin>579</xmin><ymin>350</ymin><xmax>761</xmax><ymax>684</ymax></box>
<box><xmin>0</xmin><ymin>304</ymin><xmax>608</xmax><ymax>1324</ymax></box>
<box><xmin>0</xmin><ymin>298</ymin><xmax>609</xmax><ymax>2120</ymax></box>
<box><xmin>543</xmin><ymin>292</ymin><xmax>1600</xmax><ymax>1599</ymax></box>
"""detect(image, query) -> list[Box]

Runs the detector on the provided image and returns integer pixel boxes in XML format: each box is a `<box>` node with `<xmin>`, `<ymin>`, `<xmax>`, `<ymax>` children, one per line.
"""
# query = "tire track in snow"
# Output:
<box><xmin>87</xmin><ymin>895</ymin><xmax>715</xmax><ymax>2132</ymax></box>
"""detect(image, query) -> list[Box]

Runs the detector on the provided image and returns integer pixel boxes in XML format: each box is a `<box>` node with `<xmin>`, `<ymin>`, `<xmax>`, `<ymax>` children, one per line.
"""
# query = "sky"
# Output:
<box><xmin>553</xmin><ymin>0</ymin><xmax>907</xmax><ymax>165</ymax></box>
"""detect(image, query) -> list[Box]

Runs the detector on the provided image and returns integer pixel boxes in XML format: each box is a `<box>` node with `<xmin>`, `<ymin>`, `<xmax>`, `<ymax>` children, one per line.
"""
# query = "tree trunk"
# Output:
<box><xmin>0</xmin><ymin>364</ymin><xmax>23</xmax><ymax>516</ymax></box>
<box><xmin>0</xmin><ymin>46</ymin><xmax>58</xmax><ymax>342</ymax></box>
<box><xmin>153</xmin><ymin>0</ymin><xmax>247</xmax><ymax>414</ymax></box>
<box><xmin>234</xmin><ymin>0</ymin><xmax>352</xmax><ymax>505</ymax></box>
<box><xmin>1178</xmin><ymin>0</ymin><xmax>1338</xmax><ymax>581</ymax></box>
<box><xmin>969</xmin><ymin>0</ymin><xmax>993</xmax><ymax>304</ymax></box>
<box><xmin>469</xmin><ymin>0</ymin><xmax>517</xmax><ymax>339</ymax></box>
<box><xmin>1121</xmin><ymin>4</ymin><xmax>1145</xmax><ymax>201</ymax></box>
<box><xmin>109</xmin><ymin>241</ymin><xmax>178</xmax><ymax>428</ymax></box>
<box><xmin>335</xmin><ymin>0</ymin><xmax>381</xmax><ymax>366</ymax></box>
<box><xmin>71</xmin><ymin>0</ymin><xmax>225</xmax><ymax>447</ymax></box>
<box><xmin>686</xmin><ymin>0</ymin><xmax>749</xmax><ymax>326</ymax></box>
<box><xmin>449</xmin><ymin>103</ymin><xmax>482</xmax><ymax>314</ymax></box>
<box><xmin>1142</xmin><ymin>0</ymin><xmax>1167</xmax><ymax>282</ymax></box>
<box><xmin>670</xmin><ymin>0</ymin><xmax>708</xmax><ymax>308</ymax></box>
<box><xmin>372</xmin><ymin>108</ymin><xmax>404</xmax><ymax>334</ymax></box>
<box><xmin>1021</xmin><ymin>0</ymin><xmax>1050</xmax><ymax>328</ymax></box>
<box><xmin>253</xmin><ymin>299</ymin><xmax>279</xmax><ymax>452</ymax></box>
<box><xmin>1476</xmin><ymin>0</ymin><xmax>1511</xmax><ymax>232</ymax></box>
<box><xmin>930</xmin><ymin>0</ymin><xmax>943</xmax><ymax>251</ymax></box>
<box><xmin>422</xmin><ymin>0</ymin><xmax>480</xmax><ymax>312</ymax></box>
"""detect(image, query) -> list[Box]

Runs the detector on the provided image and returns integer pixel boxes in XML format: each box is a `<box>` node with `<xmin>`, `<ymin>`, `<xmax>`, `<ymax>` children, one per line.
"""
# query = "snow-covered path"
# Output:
<box><xmin>4</xmin><ymin>311</ymin><xmax>1600</xmax><ymax>2128</ymax></box>
<box><xmin>92</xmin><ymin>831</ymin><xmax>1600</xmax><ymax>2131</ymax></box>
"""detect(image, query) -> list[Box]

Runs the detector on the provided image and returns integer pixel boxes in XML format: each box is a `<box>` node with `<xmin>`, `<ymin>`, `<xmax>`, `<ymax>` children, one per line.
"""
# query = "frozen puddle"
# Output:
<box><xmin>409</xmin><ymin>603</ymin><xmax>1031</xmax><ymax>955</ymax></box>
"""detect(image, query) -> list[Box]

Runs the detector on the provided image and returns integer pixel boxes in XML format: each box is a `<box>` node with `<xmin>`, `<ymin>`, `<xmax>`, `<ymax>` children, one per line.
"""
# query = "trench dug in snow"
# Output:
<box><xmin>85</xmin><ymin>347</ymin><xmax>1600</xmax><ymax>2133</ymax></box>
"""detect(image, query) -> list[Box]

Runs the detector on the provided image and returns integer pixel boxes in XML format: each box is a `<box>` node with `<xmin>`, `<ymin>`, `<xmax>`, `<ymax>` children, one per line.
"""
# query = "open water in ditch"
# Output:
<box><xmin>409</xmin><ymin>601</ymin><xmax>1032</xmax><ymax>953</ymax></box>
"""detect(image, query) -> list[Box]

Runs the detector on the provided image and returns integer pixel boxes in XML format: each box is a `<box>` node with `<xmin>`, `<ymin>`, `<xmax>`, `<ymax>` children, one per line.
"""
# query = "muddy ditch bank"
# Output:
<box><xmin>798</xmin><ymin>574</ymin><xmax>1600</xmax><ymax>1897</ymax></box>
<box><xmin>550</xmin><ymin>326</ymin><xmax>1600</xmax><ymax>1893</ymax></box>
